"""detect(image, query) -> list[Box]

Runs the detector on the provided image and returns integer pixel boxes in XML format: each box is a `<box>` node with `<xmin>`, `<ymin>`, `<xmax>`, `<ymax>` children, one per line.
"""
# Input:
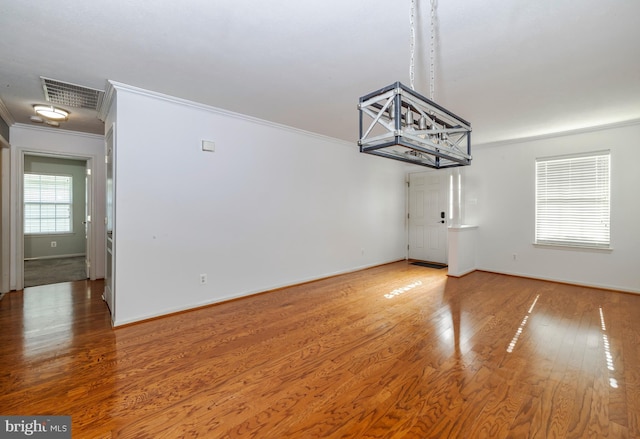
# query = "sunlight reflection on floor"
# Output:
<box><xmin>506</xmin><ymin>294</ymin><xmax>540</xmax><ymax>353</ymax></box>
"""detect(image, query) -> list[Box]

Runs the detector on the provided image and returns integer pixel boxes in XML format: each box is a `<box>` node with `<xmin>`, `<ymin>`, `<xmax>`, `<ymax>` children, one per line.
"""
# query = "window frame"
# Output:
<box><xmin>534</xmin><ymin>150</ymin><xmax>611</xmax><ymax>250</ymax></box>
<box><xmin>24</xmin><ymin>172</ymin><xmax>74</xmax><ymax>235</ymax></box>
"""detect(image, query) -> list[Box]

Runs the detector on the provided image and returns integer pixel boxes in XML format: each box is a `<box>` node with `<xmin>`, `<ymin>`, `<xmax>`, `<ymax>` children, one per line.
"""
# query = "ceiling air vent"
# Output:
<box><xmin>41</xmin><ymin>76</ymin><xmax>104</xmax><ymax>110</ymax></box>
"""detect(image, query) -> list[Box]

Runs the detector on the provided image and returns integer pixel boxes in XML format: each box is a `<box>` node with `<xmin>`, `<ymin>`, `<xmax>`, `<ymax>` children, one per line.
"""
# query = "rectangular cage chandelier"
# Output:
<box><xmin>358</xmin><ymin>81</ymin><xmax>472</xmax><ymax>169</ymax></box>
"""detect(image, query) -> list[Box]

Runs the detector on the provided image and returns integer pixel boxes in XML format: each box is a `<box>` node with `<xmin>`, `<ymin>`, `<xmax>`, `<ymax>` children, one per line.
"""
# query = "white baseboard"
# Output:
<box><xmin>113</xmin><ymin>258</ymin><xmax>405</xmax><ymax>327</ymax></box>
<box><xmin>24</xmin><ymin>253</ymin><xmax>86</xmax><ymax>261</ymax></box>
<box><xmin>477</xmin><ymin>267</ymin><xmax>640</xmax><ymax>294</ymax></box>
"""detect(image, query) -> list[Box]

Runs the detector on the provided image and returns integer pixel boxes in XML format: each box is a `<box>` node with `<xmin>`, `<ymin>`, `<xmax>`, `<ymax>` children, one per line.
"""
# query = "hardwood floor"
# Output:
<box><xmin>1</xmin><ymin>261</ymin><xmax>639</xmax><ymax>438</ymax></box>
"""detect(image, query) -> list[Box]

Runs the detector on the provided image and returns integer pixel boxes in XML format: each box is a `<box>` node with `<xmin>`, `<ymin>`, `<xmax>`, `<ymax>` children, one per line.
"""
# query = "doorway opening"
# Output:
<box><xmin>22</xmin><ymin>153</ymin><xmax>92</xmax><ymax>288</ymax></box>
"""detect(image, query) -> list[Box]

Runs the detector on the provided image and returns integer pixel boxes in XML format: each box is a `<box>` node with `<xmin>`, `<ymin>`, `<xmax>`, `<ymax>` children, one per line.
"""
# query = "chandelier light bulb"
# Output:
<box><xmin>405</xmin><ymin>110</ymin><xmax>414</xmax><ymax>128</ymax></box>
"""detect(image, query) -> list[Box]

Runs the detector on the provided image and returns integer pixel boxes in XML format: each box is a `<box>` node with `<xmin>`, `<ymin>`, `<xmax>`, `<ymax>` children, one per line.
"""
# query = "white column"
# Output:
<box><xmin>448</xmin><ymin>167</ymin><xmax>476</xmax><ymax>277</ymax></box>
<box><xmin>451</xmin><ymin>168</ymin><xmax>463</xmax><ymax>227</ymax></box>
<box><xmin>447</xmin><ymin>225</ymin><xmax>478</xmax><ymax>277</ymax></box>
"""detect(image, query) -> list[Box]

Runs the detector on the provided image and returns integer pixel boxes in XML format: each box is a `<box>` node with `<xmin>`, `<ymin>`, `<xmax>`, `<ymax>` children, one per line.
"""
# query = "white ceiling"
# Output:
<box><xmin>1</xmin><ymin>0</ymin><xmax>639</xmax><ymax>145</ymax></box>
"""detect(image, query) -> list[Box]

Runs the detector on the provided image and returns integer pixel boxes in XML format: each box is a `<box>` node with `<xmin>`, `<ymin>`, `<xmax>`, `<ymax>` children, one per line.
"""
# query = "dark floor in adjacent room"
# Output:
<box><xmin>23</xmin><ymin>256</ymin><xmax>87</xmax><ymax>287</ymax></box>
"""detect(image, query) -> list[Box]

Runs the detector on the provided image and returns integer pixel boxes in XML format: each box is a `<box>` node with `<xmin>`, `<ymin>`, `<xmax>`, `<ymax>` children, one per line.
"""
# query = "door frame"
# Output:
<box><xmin>1</xmin><ymin>144</ymin><xmax>10</xmax><ymax>294</ymax></box>
<box><xmin>15</xmin><ymin>149</ymin><xmax>96</xmax><ymax>290</ymax></box>
<box><xmin>84</xmin><ymin>166</ymin><xmax>93</xmax><ymax>279</ymax></box>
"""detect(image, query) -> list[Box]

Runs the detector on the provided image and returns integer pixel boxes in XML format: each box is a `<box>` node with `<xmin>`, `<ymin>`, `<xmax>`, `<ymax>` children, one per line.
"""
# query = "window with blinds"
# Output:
<box><xmin>535</xmin><ymin>151</ymin><xmax>610</xmax><ymax>249</ymax></box>
<box><xmin>24</xmin><ymin>173</ymin><xmax>73</xmax><ymax>234</ymax></box>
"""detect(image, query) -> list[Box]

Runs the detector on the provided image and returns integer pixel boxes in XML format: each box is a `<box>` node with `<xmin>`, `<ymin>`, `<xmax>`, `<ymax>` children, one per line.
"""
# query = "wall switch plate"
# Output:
<box><xmin>51</xmin><ymin>241</ymin><xmax>57</xmax><ymax>248</ymax></box>
<box><xmin>201</xmin><ymin>140</ymin><xmax>215</xmax><ymax>152</ymax></box>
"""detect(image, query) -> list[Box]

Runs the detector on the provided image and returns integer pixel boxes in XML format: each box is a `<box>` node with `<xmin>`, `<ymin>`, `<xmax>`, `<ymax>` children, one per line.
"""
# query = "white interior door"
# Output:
<box><xmin>408</xmin><ymin>171</ymin><xmax>449</xmax><ymax>264</ymax></box>
<box><xmin>84</xmin><ymin>166</ymin><xmax>92</xmax><ymax>279</ymax></box>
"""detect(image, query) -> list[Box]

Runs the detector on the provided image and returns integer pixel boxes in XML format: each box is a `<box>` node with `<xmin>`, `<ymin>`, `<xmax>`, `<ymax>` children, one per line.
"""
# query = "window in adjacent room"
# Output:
<box><xmin>535</xmin><ymin>151</ymin><xmax>610</xmax><ymax>249</ymax></box>
<box><xmin>24</xmin><ymin>173</ymin><xmax>73</xmax><ymax>234</ymax></box>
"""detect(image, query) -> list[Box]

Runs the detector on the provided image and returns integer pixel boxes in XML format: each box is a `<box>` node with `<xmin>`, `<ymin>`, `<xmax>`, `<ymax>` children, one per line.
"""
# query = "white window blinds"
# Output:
<box><xmin>24</xmin><ymin>173</ymin><xmax>73</xmax><ymax>234</ymax></box>
<box><xmin>535</xmin><ymin>151</ymin><xmax>610</xmax><ymax>249</ymax></box>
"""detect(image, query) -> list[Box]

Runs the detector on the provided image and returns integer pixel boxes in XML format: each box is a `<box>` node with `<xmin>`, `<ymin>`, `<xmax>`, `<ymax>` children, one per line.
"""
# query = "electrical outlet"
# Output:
<box><xmin>200</xmin><ymin>274</ymin><xmax>208</xmax><ymax>285</ymax></box>
<box><xmin>51</xmin><ymin>241</ymin><xmax>57</xmax><ymax>248</ymax></box>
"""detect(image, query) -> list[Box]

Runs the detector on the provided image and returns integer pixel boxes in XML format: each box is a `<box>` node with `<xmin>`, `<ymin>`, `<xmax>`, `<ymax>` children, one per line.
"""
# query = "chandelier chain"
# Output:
<box><xmin>429</xmin><ymin>0</ymin><xmax>436</xmax><ymax>101</ymax></box>
<box><xmin>409</xmin><ymin>0</ymin><xmax>416</xmax><ymax>91</ymax></box>
<box><xmin>409</xmin><ymin>0</ymin><xmax>436</xmax><ymax>99</ymax></box>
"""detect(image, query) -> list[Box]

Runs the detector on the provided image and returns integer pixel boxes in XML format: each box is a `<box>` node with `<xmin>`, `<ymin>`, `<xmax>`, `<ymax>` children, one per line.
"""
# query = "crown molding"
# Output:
<box><xmin>475</xmin><ymin>118</ymin><xmax>640</xmax><ymax>148</ymax></box>
<box><xmin>0</xmin><ymin>97</ymin><xmax>16</xmax><ymax>126</ymax></box>
<box><xmin>12</xmin><ymin>123</ymin><xmax>104</xmax><ymax>140</ymax></box>
<box><xmin>97</xmin><ymin>80</ymin><xmax>115</xmax><ymax>122</ymax></box>
<box><xmin>105</xmin><ymin>80</ymin><xmax>353</xmax><ymax>147</ymax></box>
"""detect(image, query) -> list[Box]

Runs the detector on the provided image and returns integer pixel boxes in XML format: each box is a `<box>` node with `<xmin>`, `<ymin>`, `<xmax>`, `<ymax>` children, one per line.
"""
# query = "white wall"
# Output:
<box><xmin>465</xmin><ymin>122</ymin><xmax>640</xmax><ymax>293</ymax></box>
<box><xmin>9</xmin><ymin>125</ymin><xmax>105</xmax><ymax>290</ymax></box>
<box><xmin>110</xmin><ymin>84</ymin><xmax>408</xmax><ymax>325</ymax></box>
